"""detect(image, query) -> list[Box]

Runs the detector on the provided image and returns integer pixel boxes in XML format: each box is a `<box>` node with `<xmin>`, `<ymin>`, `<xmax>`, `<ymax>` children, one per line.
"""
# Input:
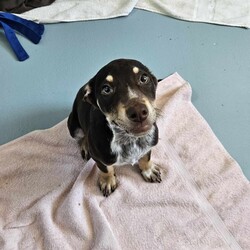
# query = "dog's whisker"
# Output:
<box><xmin>155</xmin><ymin>108</ymin><xmax>163</xmax><ymax>118</ymax></box>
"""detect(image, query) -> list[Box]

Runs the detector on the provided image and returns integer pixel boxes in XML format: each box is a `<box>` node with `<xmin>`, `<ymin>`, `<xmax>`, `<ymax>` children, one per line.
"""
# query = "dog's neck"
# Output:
<box><xmin>108</xmin><ymin>122</ymin><xmax>156</xmax><ymax>165</ymax></box>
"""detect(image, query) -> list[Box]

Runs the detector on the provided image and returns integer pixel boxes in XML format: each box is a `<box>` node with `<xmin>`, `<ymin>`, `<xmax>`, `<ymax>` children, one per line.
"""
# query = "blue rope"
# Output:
<box><xmin>0</xmin><ymin>12</ymin><xmax>44</xmax><ymax>61</ymax></box>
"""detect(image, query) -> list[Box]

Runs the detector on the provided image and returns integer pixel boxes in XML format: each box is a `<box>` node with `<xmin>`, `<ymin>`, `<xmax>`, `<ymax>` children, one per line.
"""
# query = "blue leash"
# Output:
<box><xmin>0</xmin><ymin>12</ymin><xmax>44</xmax><ymax>61</ymax></box>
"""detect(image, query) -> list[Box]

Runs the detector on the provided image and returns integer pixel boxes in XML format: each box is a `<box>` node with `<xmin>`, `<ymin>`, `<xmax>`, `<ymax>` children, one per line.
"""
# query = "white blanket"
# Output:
<box><xmin>18</xmin><ymin>0</ymin><xmax>250</xmax><ymax>28</ymax></box>
<box><xmin>0</xmin><ymin>73</ymin><xmax>249</xmax><ymax>249</ymax></box>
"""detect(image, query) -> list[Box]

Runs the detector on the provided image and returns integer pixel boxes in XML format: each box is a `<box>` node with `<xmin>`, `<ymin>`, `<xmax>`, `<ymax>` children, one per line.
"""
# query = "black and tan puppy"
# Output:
<box><xmin>68</xmin><ymin>59</ymin><xmax>161</xmax><ymax>196</ymax></box>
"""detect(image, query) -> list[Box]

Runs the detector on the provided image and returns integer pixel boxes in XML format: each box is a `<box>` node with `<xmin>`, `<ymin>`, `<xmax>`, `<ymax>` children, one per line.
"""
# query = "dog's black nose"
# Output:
<box><xmin>126</xmin><ymin>103</ymin><xmax>149</xmax><ymax>122</ymax></box>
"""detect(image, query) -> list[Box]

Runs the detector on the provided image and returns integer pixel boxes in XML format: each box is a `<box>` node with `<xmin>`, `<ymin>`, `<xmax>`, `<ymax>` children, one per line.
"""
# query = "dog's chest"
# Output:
<box><xmin>110</xmin><ymin>129</ymin><xmax>155</xmax><ymax>165</ymax></box>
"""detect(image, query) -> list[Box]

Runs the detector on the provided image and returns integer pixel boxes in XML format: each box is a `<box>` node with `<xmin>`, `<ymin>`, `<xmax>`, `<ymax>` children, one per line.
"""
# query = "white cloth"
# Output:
<box><xmin>18</xmin><ymin>0</ymin><xmax>250</xmax><ymax>28</ymax></box>
<box><xmin>0</xmin><ymin>73</ymin><xmax>249</xmax><ymax>249</ymax></box>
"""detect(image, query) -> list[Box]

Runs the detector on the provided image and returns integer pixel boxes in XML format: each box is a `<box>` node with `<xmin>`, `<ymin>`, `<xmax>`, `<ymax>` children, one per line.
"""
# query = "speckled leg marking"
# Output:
<box><xmin>138</xmin><ymin>152</ymin><xmax>161</xmax><ymax>183</ymax></box>
<box><xmin>98</xmin><ymin>166</ymin><xmax>117</xmax><ymax>197</ymax></box>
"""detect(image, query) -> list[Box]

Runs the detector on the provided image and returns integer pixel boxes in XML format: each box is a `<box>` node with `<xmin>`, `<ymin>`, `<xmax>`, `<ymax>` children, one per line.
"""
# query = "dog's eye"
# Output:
<box><xmin>101</xmin><ymin>85</ymin><xmax>113</xmax><ymax>95</ymax></box>
<box><xmin>139</xmin><ymin>74</ymin><xmax>150</xmax><ymax>85</ymax></box>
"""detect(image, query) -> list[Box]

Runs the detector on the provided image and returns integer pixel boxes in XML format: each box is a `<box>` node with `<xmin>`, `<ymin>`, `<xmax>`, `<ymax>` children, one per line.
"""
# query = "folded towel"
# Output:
<box><xmin>18</xmin><ymin>0</ymin><xmax>138</xmax><ymax>23</ymax></box>
<box><xmin>17</xmin><ymin>0</ymin><xmax>250</xmax><ymax>28</ymax></box>
<box><xmin>0</xmin><ymin>73</ymin><xmax>249</xmax><ymax>249</ymax></box>
<box><xmin>136</xmin><ymin>0</ymin><xmax>250</xmax><ymax>28</ymax></box>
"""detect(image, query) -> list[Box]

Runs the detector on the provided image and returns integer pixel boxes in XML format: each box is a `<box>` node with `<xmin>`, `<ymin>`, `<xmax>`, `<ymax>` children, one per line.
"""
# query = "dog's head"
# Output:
<box><xmin>83</xmin><ymin>59</ymin><xmax>158</xmax><ymax>136</ymax></box>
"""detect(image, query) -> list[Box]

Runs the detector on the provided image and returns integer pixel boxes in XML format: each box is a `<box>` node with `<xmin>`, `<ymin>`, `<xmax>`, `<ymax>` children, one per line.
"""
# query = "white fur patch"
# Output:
<box><xmin>128</xmin><ymin>87</ymin><xmax>139</xmax><ymax>99</ymax></box>
<box><xmin>110</xmin><ymin>126</ymin><xmax>155</xmax><ymax>166</ymax></box>
<box><xmin>74</xmin><ymin>128</ymin><xmax>84</xmax><ymax>140</ymax></box>
<box><xmin>106</xmin><ymin>75</ymin><xmax>113</xmax><ymax>82</ymax></box>
<box><xmin>133</xmin><ymin>67</ymin><xmax>139</xmax><ymax>74</ymax></box>
<box><xmin>141</xmin><ymin>168</ymin><xmax>154</xmax><ymax>179</ymax></box>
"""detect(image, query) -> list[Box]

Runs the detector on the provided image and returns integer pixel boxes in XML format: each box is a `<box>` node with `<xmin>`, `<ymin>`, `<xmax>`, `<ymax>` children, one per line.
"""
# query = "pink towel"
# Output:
<box><xmin>0</xmin><ymin>73</ymin><xmax>249</xmax><ymax>249</ymax></box>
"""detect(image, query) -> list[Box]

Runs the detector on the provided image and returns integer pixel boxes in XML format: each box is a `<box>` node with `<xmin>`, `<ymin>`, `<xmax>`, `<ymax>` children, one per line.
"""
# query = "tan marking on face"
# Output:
<box><xmin>133</xmin><ymin>66</ymin><xmax>139</xmax><ymax>74</ymax></box>
<box><xmin>142</xmin><ymin>97</ymin><xmax>157</xmax><ymax>122</ymax></box>
<box><xmin>143</xmin><ymin>98</ymin><xmax>154</xmax><ymax>111</ymax></box>
<box><xmin>106</xmin><ymin>75</ymin><xmax>113</xmax><ymax>83</ymax></box>
<box><xmin>117</xmin><ymin>102</ymin><xmax>127</xmax><ymax>121</ymax></box>
<box><xmin>104</xmin><ymin>102</ymin><xmax>126</xmax><ymax>124</ymax></box>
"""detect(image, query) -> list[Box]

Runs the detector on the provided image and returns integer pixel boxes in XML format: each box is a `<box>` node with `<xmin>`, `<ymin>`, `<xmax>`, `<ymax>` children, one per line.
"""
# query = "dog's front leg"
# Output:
<box><xmin>97</xmin><ymin>162</ymin><xmax>117</xmax><ymax>197</ymax></box>
<box><xmin>138</xmin><ymin>151</ymin><xmax>161</xmax><ymax>183</ymax></box>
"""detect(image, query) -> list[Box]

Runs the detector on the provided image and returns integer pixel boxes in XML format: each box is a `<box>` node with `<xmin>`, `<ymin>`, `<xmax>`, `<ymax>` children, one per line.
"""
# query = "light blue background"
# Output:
<box><xmin>0</xmin><ymin>9</ymin><xmax>249</xmax><ymax>179</ymax></box>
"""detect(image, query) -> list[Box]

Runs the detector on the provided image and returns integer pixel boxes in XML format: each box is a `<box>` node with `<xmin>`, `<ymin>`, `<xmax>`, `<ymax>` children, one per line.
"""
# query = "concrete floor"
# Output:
<box><xmin>0</xmin><ymin>9</ymin><xmax>249</xmax><ymax>179</ymax></box>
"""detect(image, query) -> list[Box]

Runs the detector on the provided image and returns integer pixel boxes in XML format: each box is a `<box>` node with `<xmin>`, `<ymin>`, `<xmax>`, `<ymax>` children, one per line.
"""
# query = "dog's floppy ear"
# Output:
<box><xmin>150</xmin><ymin>74</ymin><xmax>158</xmax><ymax>88</ymax></box>
<box><xmin>153</xmin><ymin>75</ymin><xmax>158</xmax><ymax>87</ymax></box>
<box><xmin>82</xmin><ymin>77</ymin><xmax>97</xmax><ymax>107</ymax></box>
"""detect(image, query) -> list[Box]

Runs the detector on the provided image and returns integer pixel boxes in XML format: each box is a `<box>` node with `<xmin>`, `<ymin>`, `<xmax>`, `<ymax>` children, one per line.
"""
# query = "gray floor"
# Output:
<box><xmin>0</xmin><ymin>9</ymin><xmax>249</xmax><ymax>179</ymax></box>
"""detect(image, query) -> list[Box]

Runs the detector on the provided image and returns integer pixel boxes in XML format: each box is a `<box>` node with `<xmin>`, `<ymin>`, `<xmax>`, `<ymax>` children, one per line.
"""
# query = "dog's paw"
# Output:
<box><xmin>141</xmin><ymin>164</ymin><xmax>162</xmax><ymax>183</ymax></box>
<box><xmin>98</xmin><ymin>174</ymin><xmax>117</xmax><ymax>197</ymax></box>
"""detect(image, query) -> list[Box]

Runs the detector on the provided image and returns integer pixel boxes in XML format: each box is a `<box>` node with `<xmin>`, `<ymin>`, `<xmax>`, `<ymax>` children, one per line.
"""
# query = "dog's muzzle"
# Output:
<box><xmin>125</xmin><ymin>100</ymin><xmax>153</xmax><ymax>135</ymax></box>
<box><xmin>126</xmin><ymin>103</ymin><xmax>148</xmax><ymax>123</ymax></box>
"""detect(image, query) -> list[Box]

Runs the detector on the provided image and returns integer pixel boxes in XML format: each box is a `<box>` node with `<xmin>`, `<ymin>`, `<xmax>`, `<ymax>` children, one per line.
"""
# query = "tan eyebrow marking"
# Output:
<box><xmin>106</xmin><ymin>75</ymin><xmax>113</xmax><ymax>82</ymax></box>
<box><xmin>133</xmin><ymin>67</ymin><xmax>139</xmax><ymax>74</ymax></box>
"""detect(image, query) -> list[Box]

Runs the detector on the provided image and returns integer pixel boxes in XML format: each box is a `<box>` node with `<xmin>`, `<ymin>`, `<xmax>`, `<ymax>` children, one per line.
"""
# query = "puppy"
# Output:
<box><xmin>68</xmin><ymin>59</ymin><xmax>161</xmax><ymax>196</ymax></box>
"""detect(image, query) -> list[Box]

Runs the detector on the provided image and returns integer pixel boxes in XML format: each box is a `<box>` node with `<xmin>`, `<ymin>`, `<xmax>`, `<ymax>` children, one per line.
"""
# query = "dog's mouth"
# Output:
<box><xmin>112</xmin><ymin>120</ymin><xmax>153</xmax><ymax>136</ymax></box>
<box><xmin>129</xmin><ymin>122</ymin><xmax>152</xmax><ymax>135</ymax></box>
